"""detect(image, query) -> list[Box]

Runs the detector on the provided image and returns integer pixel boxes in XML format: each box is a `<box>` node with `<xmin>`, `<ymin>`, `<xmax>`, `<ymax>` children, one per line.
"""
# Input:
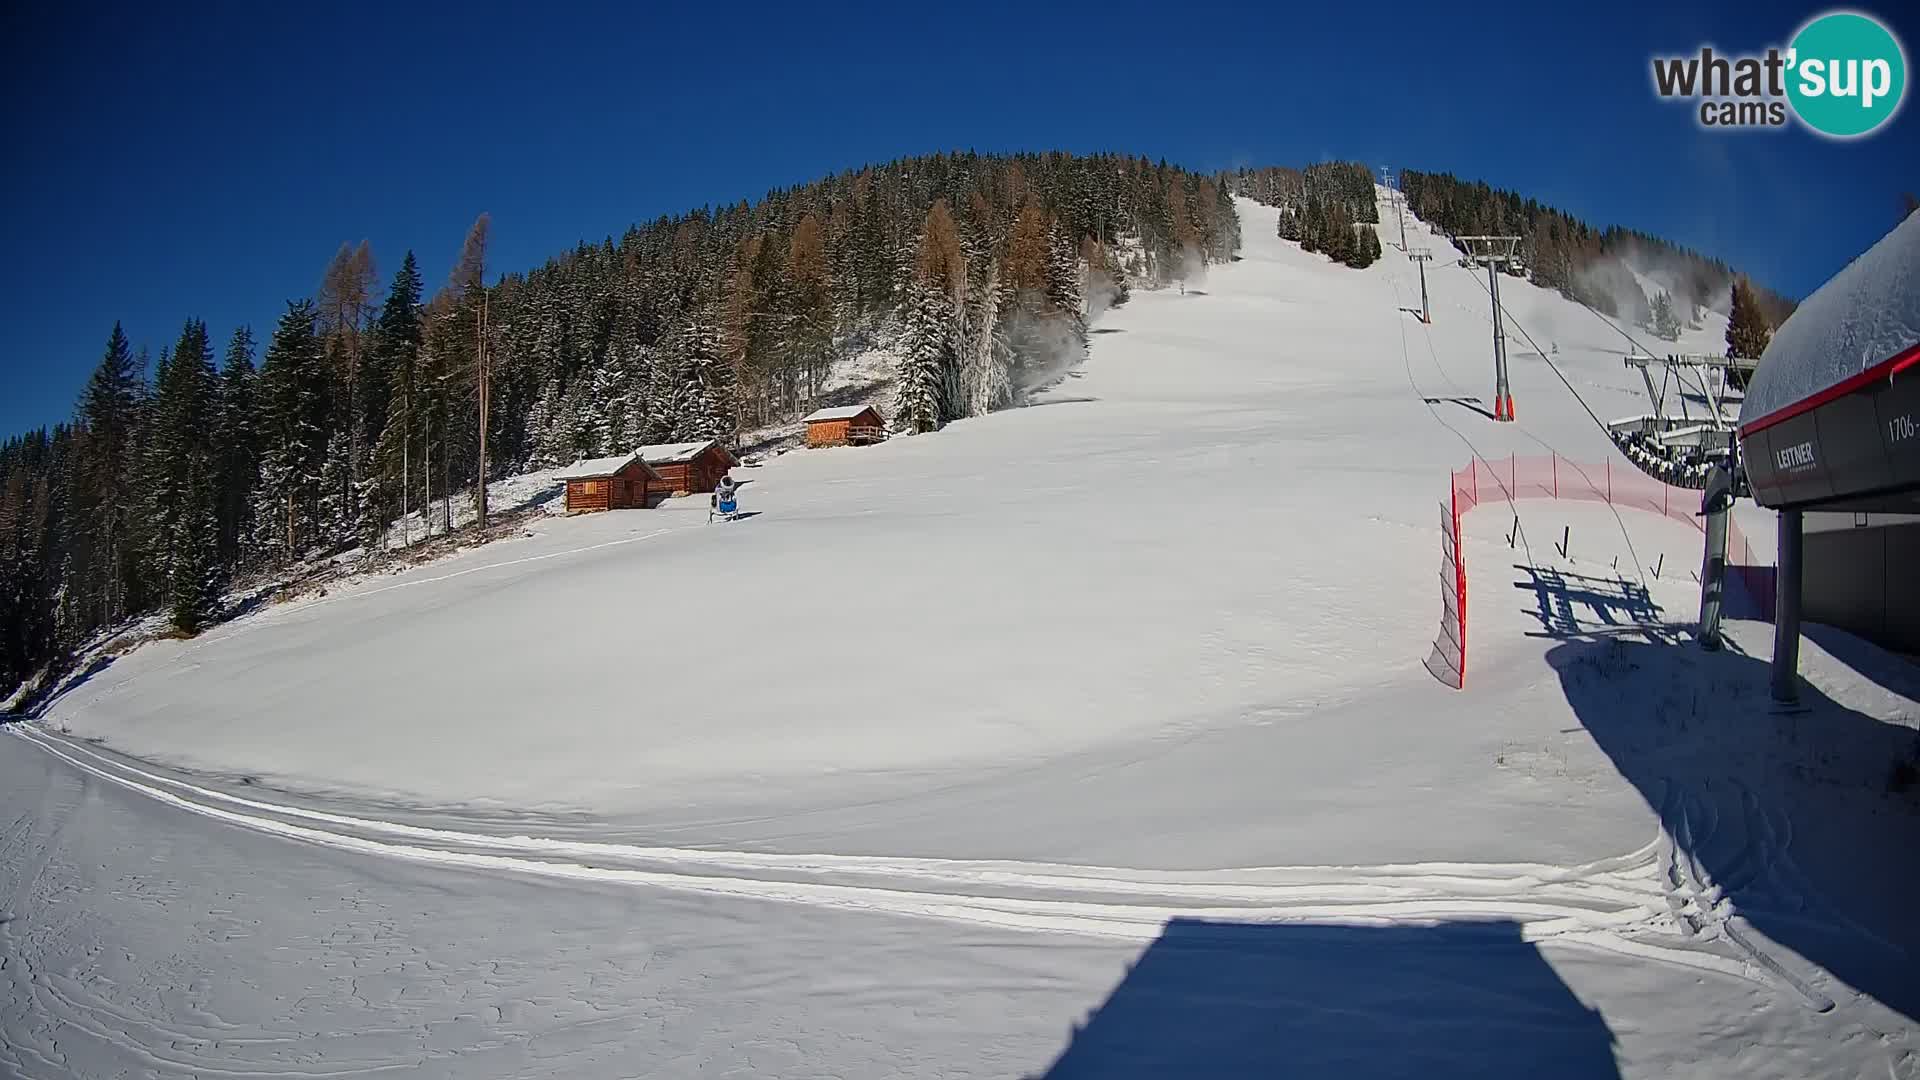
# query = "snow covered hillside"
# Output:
<box><xmin>26</xmin><ymin>197</ymin><xmax>1771</xmax><ymax>848</ymax></box>
<box><xmin>6</xmin><ymin>195</ymin><xmax>1916</xmax><ymax>1078</ymax></box>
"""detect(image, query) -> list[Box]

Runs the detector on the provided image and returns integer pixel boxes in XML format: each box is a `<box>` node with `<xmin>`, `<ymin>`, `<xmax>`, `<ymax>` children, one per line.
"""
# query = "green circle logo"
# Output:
<box><xmin>1787</xmin><ymin>11</ymin><xmax>1907</xmax><ymax>137</ymax></box>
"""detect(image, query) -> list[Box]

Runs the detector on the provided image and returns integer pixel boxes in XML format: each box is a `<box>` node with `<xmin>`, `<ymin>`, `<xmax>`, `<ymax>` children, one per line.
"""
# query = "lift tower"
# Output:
<box><xmin>1458</xmin><ymin>235</ymin><xmax>1522</xmax><ymax>421</ymax></box>
<box><xmin>1378</xmin><ymin>167</ymin><xmax>1411</xmax><ymax>251</ymax></box>
<box><xmin>1409</xmin><ymin>247</ymin><xmax>1433</xmax><ymax>324</ymax></box>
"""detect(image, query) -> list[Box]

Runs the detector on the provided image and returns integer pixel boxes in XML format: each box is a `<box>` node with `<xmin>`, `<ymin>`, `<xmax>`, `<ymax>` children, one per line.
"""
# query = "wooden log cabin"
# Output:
<box><xmin>803</xmin><ymin>405</ymin><xmax>887</xmax><ymax>448</ymax></box>
<box><xmin>638</xmin><ymin>440</ymin><xmax>741</xmax><ymax>498</ymax></box>
<box><xmin>556</xmin><ymin>452</ymin><xmax>659</xmax><ymax>513</ymax></box>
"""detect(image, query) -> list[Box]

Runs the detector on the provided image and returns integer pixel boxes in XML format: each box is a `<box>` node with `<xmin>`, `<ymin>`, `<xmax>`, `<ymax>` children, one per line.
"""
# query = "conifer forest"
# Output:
<box><xmin>2</xmin><ymin>152</ymin><xmax>1251</xmax><ymax>692</ymax></box>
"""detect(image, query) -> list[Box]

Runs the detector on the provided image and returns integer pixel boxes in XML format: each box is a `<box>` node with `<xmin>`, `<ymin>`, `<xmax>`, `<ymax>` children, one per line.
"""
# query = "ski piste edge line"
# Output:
<box><xmin>9</xmin><ymin>722</ymin><xmax>1780</xmax><ymax>990</ymax></box>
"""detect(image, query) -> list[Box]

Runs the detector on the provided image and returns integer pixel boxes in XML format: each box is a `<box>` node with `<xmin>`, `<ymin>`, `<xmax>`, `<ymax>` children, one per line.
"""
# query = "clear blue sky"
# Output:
<box><xmin>3</xmin><ymin>1</ymin><xmax>1914</xmax><ymax>437</ymax></box>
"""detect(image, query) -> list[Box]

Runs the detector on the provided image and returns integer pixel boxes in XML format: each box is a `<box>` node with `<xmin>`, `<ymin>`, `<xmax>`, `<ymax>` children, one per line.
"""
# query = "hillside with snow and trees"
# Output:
<box><xmin>4</xmin><ymin>153</ymin><xmax>1918</xmax><ymax>1078</ymax></box>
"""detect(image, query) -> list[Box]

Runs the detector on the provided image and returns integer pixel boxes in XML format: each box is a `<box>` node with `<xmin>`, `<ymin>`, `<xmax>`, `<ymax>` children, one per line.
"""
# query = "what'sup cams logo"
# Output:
<box><xmin>1652</xmin><ymin>10</ymin><xmax>1907</xmax><ymax>137</ymax></box>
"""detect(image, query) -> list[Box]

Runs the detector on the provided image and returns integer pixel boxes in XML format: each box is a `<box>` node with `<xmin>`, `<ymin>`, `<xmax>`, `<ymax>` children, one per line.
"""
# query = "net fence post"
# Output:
<box><xmin>1455</xmin><ymin>485</ymin><xmax>1467</xmax><ymax>689</ymax></box>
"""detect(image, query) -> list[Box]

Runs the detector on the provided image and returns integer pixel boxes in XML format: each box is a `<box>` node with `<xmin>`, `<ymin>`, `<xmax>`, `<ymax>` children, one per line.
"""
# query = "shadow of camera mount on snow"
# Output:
<box><xmin>1550</xmin><ymin>635</ymin><xmax>1920</xmax><ymax>1024</ymax></box>
<box><xmin>1032</xmin><ymin>917</ymin><xmax>1621</xmax><ymax>1079</ymax></box>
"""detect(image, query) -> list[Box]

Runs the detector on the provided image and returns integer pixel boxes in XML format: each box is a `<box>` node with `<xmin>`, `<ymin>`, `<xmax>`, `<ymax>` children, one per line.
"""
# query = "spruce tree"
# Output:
<box><xmin>892</xmin><ymin>274</ymin><xmax>951</xmax><ymax>434</ymax></box>
<box><xmin>1652</xmin><ymin>291</ymin><xmax>1682</xmax><ymax>340</ymax></box>
<box><xmin>1725</xmin><ymin>277</ymin><xmax>1773</xmax><ymax>390</ymax></box>
<box><xmin>75</xmin><ymin>323</ymin><xmax>142</xmax><ymax>626</ymax></box>
<box><xmin>317</xmin><ymin>427</ymin><xmax>352</xmax><ymax>544</ymax></box>
<box><xmin>1044</xmin><ymin>225</ymin><xmax>1088</xmax><ymax>346</ymax></box>
<box><xmin>1726</xmin><ymin>278</ymin><xmax>1772</xmax><ymax>359</ymax></box>
<box><xmin>1344</xmin><ymin>223</ymin><xmax>1379</xmax><ymax>269</ymax></box>
<box><xmin>958</xmin><ymin>260</ymin><xmax>1014</xmax><ymax>415</ymax></box>
<box><xmin>747</xmin><ymin>231</ymin><xmax>795</xmax><ymax>420</ymax></box>
<box><xmin>256</xmin><ymin>301</ymin><xmax>328</xmax><ymax>563</ymax></box>
<box><xmin>1325</xmin><ymin>204</ymin><xmax>1354</xmax><ymax>265</ymax></box>
<box><xmin>892</xmin><ymin>201</ymin><xmax>966</xmax><ymax>433</ymax></box>
<box><xmin>147</xmin><ymin>320</ymin><xmax>218</xmax><ymax>592</ymax></box>
<box><xmin>212</xmin><ymin>327</ymin><xmax>259</xmax><ymax>567</ymax></box>
<box><xmin>168</xmin><ymin>453</ymin><xmax>221</xmax><ymax>635</ymax></box>
<box><xmin>367</xmin><ymin>254</ymin><xmax>425</xmax><ymax>545</ymax></box>
<box><xmin>1300</xmin><ymin>197</ymin><xmax>1324</xmax><ymax>254</ymax></box>
<box><xmin>666</xmin><ymin>311</ymin><xmax>733</xmax><ymax>442</ymax></box>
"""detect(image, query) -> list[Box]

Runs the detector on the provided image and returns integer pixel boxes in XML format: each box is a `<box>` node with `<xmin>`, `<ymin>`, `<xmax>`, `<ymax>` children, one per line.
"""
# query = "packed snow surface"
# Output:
<box><xmin>7</xmin><ymin>196</ymin><xmax>1916</xmax><ymax>1078</ymax></box>
<box><xmin>33</xmin><ymin>199</ymin><xmax>1759</xmax><ymax>855</ymax></box>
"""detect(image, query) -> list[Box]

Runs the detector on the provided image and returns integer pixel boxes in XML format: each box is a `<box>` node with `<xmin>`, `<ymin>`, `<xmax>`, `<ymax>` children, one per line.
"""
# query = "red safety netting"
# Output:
<box><xmin>1429</xmin><ymin>455</ymin><xmax>1772</xmax><ymax>689</ymax></box>
<box><xmin>1423</xmin><ymin>497</ymin><xmax>1466</xmax><ymax>688</ymax></box>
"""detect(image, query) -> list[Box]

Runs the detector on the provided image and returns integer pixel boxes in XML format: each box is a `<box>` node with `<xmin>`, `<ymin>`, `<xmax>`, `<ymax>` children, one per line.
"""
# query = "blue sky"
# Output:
<box><xmin>2</xmin><ymin>0</ymin><xmax>1914</xmax><ymax>437</ymax></box>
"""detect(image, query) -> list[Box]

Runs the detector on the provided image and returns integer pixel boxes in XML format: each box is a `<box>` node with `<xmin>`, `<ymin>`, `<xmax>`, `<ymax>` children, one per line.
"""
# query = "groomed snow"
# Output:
<box><xmin>30</xmin><ymin>197</ymin><xmax>1760</xmax><ymax>854</ymax></box>
<box><xmin>7</xmin><ymin>196</ymin><xmax>1915</xmax><ymax>1077</ymax></box>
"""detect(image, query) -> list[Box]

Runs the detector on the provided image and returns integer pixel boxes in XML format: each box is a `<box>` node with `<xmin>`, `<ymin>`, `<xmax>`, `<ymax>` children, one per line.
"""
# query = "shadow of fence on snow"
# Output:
<box><xmin>1514</xmin><ymin>563</ymin><xmax>1683</xmax><ymax>646</ymax></box>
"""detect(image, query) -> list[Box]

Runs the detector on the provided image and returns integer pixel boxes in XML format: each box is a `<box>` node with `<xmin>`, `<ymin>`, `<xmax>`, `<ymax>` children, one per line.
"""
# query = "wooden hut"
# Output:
<box><xmin>638</xmin><ymin>440</ymin><xmax>740</xmax><ymax>498</ymax></box>
<box><xmin>556</xmin><ymin>452</ymin><xmax>659</xmax><ymax>514</ymax></box>
<box><xmin>803</xmin><ymin>405</ymin><xmax>887</xmax><ymax>448</ymax></box>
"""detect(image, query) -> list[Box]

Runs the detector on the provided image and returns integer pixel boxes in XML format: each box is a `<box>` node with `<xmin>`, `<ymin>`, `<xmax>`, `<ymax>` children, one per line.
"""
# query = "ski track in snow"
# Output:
<box><xmin>10</xmin><ymin>723</ymin><xmax>1824</xmax><ymax>998</ymax></box>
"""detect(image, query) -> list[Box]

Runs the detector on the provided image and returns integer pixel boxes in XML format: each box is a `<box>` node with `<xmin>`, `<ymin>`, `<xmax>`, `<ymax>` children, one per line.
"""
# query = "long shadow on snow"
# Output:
<box><xmin>3</xmin><ymin>652</ymin><xmax>117</xmax><ymax>723</ymax></box>
<box><xmin>1032</xmin><ymin>918</ymin><xmax>1620</xmax><ymax>1079</ymax></box>
<box><xmin>1805</xmin><ymin>622</ymin><xmax>1920</xmax><ymax>704</ymax></box>
<box><xmin>1550</xmin><ymin>636</ymin><xmax>1920</xmax><ymax>1024</ymax></box>
<box><xmin>1512</xmin><ymin>564</ymin><xmax>1680</xmax><ymax>644</ymax></box>
<box><xmin>1424</xmin><ymin>395</ymin><xmax>1495</xmax><ymax>421</ymax></box>
<box><xmin>1509</xmin><ymin>557</ymin><xmax>1774</xmax><ymax>640</ymax></box>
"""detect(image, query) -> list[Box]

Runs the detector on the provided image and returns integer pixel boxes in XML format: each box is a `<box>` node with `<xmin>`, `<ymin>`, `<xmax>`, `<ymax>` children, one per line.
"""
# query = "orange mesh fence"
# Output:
<box><xmin>1429</xmin><ymin>455</ymin><xmax>1774</xmax><ymax>689</ymax></box>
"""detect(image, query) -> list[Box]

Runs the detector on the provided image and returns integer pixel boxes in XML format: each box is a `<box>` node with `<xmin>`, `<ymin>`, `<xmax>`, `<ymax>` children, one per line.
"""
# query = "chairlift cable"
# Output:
<box><xmin>1454</xmin><ymin>259</ymin><xmax>1653</xmax><ymax>586</ymax></box>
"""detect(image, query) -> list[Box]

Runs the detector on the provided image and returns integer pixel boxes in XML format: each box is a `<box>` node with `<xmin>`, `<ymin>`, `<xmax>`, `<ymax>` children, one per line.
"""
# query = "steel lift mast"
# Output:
<box><xmin>1457</xmin><ymin>235</ymin><xmax>1522</xmax><ymax>421</ymax></box>
<box><xmin>1409</xmin><ymin>247</ymin><xmax>1433</xmax><ymax>324</ymax></box>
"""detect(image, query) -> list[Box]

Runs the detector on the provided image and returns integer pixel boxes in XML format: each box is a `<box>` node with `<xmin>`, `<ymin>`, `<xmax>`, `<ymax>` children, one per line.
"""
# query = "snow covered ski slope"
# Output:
<box><xmin>6</xmin><ymin>197</ymin><xmax>1917</xmax><ymax>1078</ymax></box>
<box><xmin>25</xmin><ymin>198</ymin><xmax>1748</xmax><ymax>852</ymax></box>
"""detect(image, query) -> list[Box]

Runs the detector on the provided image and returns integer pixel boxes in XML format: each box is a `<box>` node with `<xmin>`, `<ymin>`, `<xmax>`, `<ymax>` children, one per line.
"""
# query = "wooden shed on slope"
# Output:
<box><xmin>638</xmin><ymin>440</ymin><xmax>740</xmax><ymax>498</ymax></box>
<box><xmin>556</xmin><ymin>452</ymin><xmax>659</xmax><ymax>514</ymax></box>
<box><xmin>803</xmin><ymin>405</ymin><xmax>887</xmax><ymax>448</ymax></box>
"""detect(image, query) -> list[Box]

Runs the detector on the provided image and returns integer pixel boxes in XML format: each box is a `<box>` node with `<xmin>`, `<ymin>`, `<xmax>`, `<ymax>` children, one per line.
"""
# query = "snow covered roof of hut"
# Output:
<box><xmin>1740</xmin><ymin>213</ymin><xmax>1920</xmax><ymax>435</ymax></box>
<box><xmin>555</xmin><ymin>452</ymin><xmax>657</xmax><ymax>482</ymax></box>
<box><xmin>802</xmin><ymin>404</ymin><xmax>882</xmax><ymax>423</ymax></box>
<box><xmin>637</xmin><ymin>440</ymin><xmax>737</xmax><ymax>465</ymax></box>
